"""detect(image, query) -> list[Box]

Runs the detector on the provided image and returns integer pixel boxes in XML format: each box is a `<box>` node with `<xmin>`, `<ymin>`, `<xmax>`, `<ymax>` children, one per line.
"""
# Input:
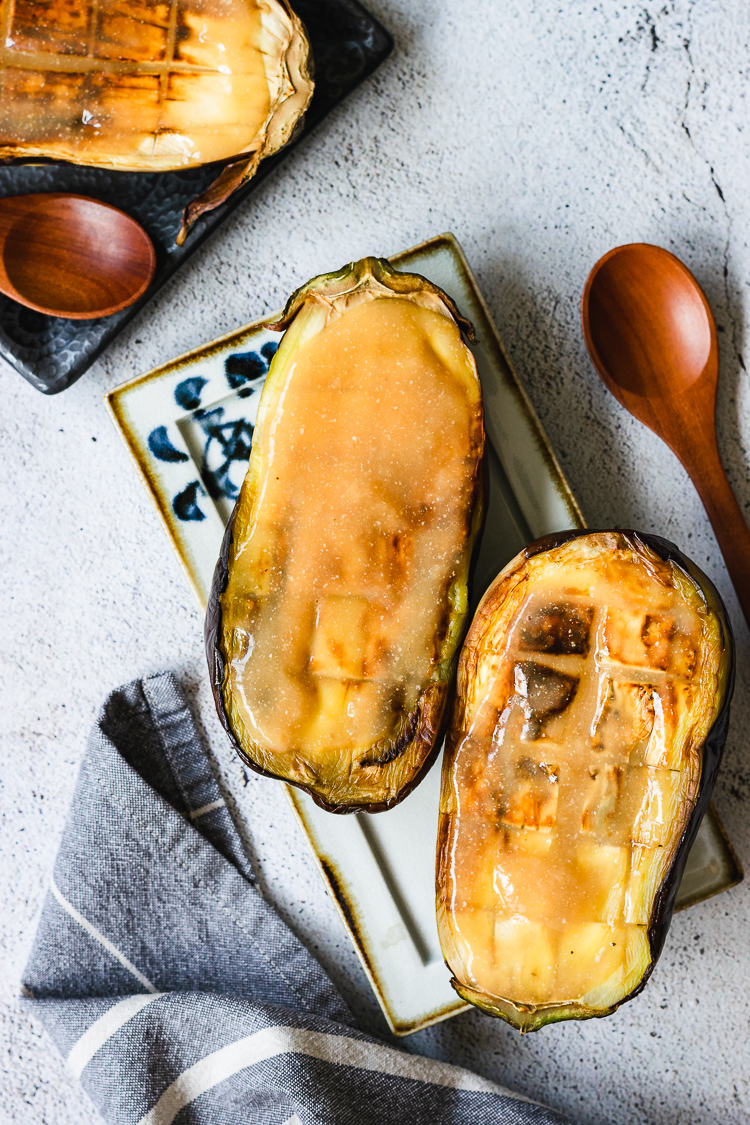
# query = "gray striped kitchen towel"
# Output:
<box><xmin>21</xmin><ymin>672</ymin><xmax>576</xmax><ymax>1125</ymax></box>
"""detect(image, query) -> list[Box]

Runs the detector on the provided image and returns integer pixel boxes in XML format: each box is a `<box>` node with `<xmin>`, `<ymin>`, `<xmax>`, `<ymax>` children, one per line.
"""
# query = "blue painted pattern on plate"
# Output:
<box><xmin>163</xmin><ymin>340</ymin><xmax>279</xmax><ymax>522</ymax></box>
<box><xmin>172</xmin><ymin>480</ymin><xmax>207</xmax><ymax>522</ymax></box>
<box><xmin>194</xmin><ymin>407</ymin><xmax>254</xmax><ymax>502</ymax></box>
<box><xmin>175</xmin><ymin>376</ymin><xmax>208</xmax><ymax>411</ymax></box>
<box><xmin>148</xmin><ymin>425</ymin><xmax>190</xmax><ymax>463</ymax></box>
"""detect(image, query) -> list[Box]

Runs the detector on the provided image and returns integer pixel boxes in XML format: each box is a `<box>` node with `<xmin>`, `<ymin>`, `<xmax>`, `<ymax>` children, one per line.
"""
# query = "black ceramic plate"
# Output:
<box><xmin>0</xmin><ymin>0</ymin><xmax>393</xmax><ymax>394</ymax></box>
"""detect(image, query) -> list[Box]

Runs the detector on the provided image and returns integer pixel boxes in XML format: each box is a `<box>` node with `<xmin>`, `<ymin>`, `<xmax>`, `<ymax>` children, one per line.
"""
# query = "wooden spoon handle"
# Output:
<box><xmin>680</xmin><ymin>443</ymin><xmax>750</xmax><ymax>631</ymax></box>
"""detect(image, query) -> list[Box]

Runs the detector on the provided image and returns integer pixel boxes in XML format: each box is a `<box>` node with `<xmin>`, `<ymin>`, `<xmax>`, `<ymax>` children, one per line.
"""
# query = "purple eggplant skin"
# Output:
<box><xmin>205</xmin><ymin>508</ymin><xmax>243</xmax><ymax>777</ymax></box>
<box><xmin>524</xmin><ymin>528</ymin><xmax>734</xmax><ymax>997</ymax></box>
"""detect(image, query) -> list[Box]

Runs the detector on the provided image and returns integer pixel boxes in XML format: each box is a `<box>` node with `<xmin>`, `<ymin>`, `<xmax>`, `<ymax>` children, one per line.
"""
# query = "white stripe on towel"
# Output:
<box><xmin>49</xmin><ymin>877</ymin><xmax>158</xmax><ymax>994</ymax></box>
<box><xmin>189</xmin><ymin>798</ymin><xmax>226</xmax><ymax>820</ymax></box>
<box><xmin>137</xmin><ymin>1025</ymin><xmax>531</xmax><ymax>1125</ymax></box>
<box><xmin>68</xmin><ymin>993</ymin><xmax>164</xmax><ymax>1079</ymax></box>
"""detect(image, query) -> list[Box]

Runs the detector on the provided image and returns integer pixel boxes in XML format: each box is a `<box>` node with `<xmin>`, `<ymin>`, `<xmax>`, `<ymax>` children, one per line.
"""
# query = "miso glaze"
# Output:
<box><xmin>217</xmin><ymin>281</ymin><xmax>484</xmax><ymax>810</ymax></box>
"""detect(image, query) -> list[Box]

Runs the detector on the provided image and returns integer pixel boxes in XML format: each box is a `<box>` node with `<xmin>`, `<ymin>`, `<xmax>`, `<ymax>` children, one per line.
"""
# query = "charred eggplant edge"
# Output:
<box><xmin>439</xmin><ymin>528</ymin><xmax>734</xmax><ymax>1031</ymax></box>
<box><xmin>177</xmin><ymin>0</ymin><xmax>314</xmax><ymax>241</ymax></box>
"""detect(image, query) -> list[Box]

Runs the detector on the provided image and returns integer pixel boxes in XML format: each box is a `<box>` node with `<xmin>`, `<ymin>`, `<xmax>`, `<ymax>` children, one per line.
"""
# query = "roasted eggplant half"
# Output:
<box><xmin>207</xmin><ymin>257</ymin><xmax>485</xmax><ymax>812</ymax></box>
<box><xmin>437</xmin><ymin>529</ymin><xmax>732</xmax><ymax>1031</ymax></box>
<box><xmin>0</xmin><ymin>0</ymin><xmax>313</xmax><ymax>240</ymax></box>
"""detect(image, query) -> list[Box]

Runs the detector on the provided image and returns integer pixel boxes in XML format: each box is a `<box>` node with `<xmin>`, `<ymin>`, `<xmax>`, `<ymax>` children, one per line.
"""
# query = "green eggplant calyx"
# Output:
<box><xmin>267</xmin><ymin>256</ymin><xmax>476</xmax><ymax>342</ymax></box>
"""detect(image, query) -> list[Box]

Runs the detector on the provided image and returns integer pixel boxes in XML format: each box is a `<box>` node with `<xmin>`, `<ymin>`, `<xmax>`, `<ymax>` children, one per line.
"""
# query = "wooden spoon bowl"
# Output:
<box><xmin>584</xmin><ymin>244</ymin><xmax>713</xmax><ymax>398</ymax></box>
<box><xmin>582</xmin><ymin>242</ymin><xmax>750</xmax><ymax>630</ymax></box>
<box><xmin>0</xmin><ymin>193</ymin><xmax>156</xmax><ymax>319</ymax></box>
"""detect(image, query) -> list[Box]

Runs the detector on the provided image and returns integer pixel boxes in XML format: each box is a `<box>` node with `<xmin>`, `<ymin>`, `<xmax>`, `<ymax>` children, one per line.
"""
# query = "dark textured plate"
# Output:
<box><xmin>0</xmin><ymin>0</ymin><xmax>393</xmax><ymax>394</ymax></box>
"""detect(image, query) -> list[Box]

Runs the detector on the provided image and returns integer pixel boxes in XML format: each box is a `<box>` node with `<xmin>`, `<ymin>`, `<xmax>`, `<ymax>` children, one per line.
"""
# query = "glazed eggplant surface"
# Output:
<box><xmin>437</xmin><ymin>531</ymin><xmax>731</xmax><ymax>1031</ymax></box>
<box><xmin>0</xmin><ymin>0</ymin><xmax>313</xmax><ymax>173</ymax></box>
<box><xmin>208</xmin><ymin>258</ymin><xmax>484</xmax><ymax>812</ymax></box>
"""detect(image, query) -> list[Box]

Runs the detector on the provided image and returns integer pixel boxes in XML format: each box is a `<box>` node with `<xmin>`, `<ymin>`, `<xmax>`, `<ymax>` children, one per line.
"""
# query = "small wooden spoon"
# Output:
<box><xmin>582</xmin><ymin>241</ymin><xmax>750</xmax><ymax>629</ymax></box>
<box><xmin>0</xmin><ymin>192</ymin><xmax>156</xmax><ymax>319</ymax></box>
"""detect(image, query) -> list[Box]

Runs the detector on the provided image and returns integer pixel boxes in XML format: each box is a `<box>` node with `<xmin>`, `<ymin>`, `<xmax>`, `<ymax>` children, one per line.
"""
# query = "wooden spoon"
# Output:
<box><xmin>0</xmin><ymin>192</ymin><xmax>156</xmax><ymax>319</ymax></box>
<box><xmin>582</xmin><ymin>241</ymin><xmax>750</xmax><ymax>629</ymax></box>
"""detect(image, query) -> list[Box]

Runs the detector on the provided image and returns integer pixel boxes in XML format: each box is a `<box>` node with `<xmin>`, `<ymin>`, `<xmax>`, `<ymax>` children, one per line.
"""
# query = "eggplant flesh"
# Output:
<box><xmin>0</xmin><ymin>0</ymin><xmax>313</xmax><ymax>177</ymax></box>
<box><xmin>207</xmin><ymin>257</ymin><xmax>485</xmax><ymax>812</ymax></box>
<box><xmin>437</xmin><ymin>530</ymin><xmax>732</xmax><ymax>1031</ymax></box>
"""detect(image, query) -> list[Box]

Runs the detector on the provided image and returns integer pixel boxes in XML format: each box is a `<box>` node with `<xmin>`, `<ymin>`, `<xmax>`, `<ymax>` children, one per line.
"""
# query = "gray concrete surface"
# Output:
<box><xmin>2</xmin><ymin>1</ymin><xmax>750</xmax><ymax>1121</ymax></box>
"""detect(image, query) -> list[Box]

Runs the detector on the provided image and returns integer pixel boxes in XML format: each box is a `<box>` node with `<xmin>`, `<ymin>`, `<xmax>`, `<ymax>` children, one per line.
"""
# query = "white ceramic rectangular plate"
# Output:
<box><xmin>106</xmin><ymin>232</ymin><xmax>743</xmax><ymax>1036</ymax></box>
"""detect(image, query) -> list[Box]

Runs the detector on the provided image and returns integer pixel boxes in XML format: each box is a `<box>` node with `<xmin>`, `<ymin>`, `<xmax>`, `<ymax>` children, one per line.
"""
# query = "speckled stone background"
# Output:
<box><xmin>2</xmin><ymin>2</ymin><xmax>750</xmax><ymax>1122</ymax></box>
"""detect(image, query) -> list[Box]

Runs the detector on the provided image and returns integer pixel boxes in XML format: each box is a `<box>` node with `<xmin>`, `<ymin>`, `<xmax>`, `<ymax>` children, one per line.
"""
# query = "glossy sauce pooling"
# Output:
<box><xmin>222</xmin><ymin>297</ymin><xmax>482</xmax><ymax>794</ymax></box>
<box><xmin>0</xmin><ymin>0</ymin><xmax>274</xmax><ymax>167</ymax></box>
<box><xmin>439</xmin><ymin>543</ymin><xmax>715</xmax><ymax>1009</ymax></box>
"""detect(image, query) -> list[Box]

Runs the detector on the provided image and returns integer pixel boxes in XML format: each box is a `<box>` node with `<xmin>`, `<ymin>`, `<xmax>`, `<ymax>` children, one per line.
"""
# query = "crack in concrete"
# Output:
<box><xmin>618</xmin><ymin>123</ymin><xmax>660</xmax><ymax>171</ymax></box>
<box><xmin>633</xmin><ymin>5</ymin><xmax>674</xmax><ymax>92</ymax></box>
<box><xmin>638</xmin><ymin>9</ymin><xmax>659</xmax><ymax>92</ymax></box>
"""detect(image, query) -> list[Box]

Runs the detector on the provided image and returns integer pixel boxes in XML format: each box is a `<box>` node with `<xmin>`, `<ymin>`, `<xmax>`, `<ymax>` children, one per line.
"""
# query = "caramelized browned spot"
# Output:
<box><xmin>520</xmin><ymin>602</ymin><xmax>594</xmax><ymax>655</ymax></box>
<box><xmin>514</xmin><ymin>661</ymin><xmax>579</xmax><ymax>740</ymax></box>
<box><xmin>499</xmin><ymin>758</ymin><xmax>559</xmax><ymax>832</ymax></box>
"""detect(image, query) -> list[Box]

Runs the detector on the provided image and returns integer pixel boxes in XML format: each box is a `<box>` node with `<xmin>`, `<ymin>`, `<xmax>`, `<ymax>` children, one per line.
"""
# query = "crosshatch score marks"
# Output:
<box><xmin>0</xmin><ymin>0</ymin><xmax>275</xmax><ymax>166</ymax></box>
